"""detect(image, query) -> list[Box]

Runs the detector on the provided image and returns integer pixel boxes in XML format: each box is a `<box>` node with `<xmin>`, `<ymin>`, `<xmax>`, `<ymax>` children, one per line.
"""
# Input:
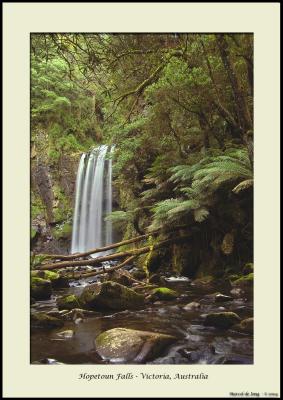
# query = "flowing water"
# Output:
<box><xmin>31</xmin><ymin>271</ymin><xmax>253</xmax><ymax>365</ymax></box>
<box><xmin>71</xmin><ymin>145</ymin><xmax>115</xmax><ymax>255</ymax></box>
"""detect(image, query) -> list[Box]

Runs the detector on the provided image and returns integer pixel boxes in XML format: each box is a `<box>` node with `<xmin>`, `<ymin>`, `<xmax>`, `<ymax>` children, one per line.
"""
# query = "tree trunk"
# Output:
<box><xmin>215</xmin><ymin>34</ymin><xmax>252</xmax><ymax>134</ymax></box>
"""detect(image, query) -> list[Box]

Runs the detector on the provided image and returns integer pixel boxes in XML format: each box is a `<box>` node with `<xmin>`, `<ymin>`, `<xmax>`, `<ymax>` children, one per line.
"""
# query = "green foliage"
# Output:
<box><xmin>150</xmin><ymin>148</ymin><xmax>252</xmax><ymax>229</ymax></box>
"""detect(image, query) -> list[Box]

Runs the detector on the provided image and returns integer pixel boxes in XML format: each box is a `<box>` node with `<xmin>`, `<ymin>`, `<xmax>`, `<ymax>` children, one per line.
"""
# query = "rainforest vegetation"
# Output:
<box><xmin>31</xmin><ymin>33</ymin><xmax>254</xmax><ymax>365</ymax></box>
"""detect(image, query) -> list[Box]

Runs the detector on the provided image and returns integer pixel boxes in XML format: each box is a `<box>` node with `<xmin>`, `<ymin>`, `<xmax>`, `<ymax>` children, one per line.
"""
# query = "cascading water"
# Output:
<box><xmin>71</xmin><ymin>145</ymin><xmax>115</xmax><ymax>256</ymax></box>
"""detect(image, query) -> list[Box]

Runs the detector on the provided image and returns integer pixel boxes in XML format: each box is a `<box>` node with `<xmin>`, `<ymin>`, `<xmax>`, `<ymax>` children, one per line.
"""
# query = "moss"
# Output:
<box><xmin>57</xmin><ymin>294</ymin><xmax>81</xmax><ymax>310</ymax></box>
<box><xmin>31</xmin><ymin>228</ymin><xmax>37</xmax><ymax>240</ymax></box>
<box><xmin>242</xmin><ymin>263</ymin><xmax>254</xmax><ymax>275</ymax></box>
<box><xmin>151</xmin><ymin>287</ymin><xmax>178</xmax><ymax>300</ymax></box>
<box><xmin>31</xmin><ymin>312</ymin><xmax>64</xmax><ymax>330</ymax></box>
<box><xmin>31</xmin><ymin>277</ymin><xmax>52</xmax><ymax>300</ymax></box>
<box><xmin>32</xmin><ymin>270</ymin><xmax>59</xmax><ymax>281</ymax></box>
<box><xmin>204</xmin><ymin>312</ymin><xmax>241</xmax><ymax>329</ymax></box>
<box><xmin>52</xmin><ymin>222</ymin><xmax>72</xmax><ymax>240</ymax></box>
<box><xmin>31</xmin><ymin>254</ymin><xmax>52</xmax><ymax>269</ymax></box>
<box><xmin>234</xmin><ymin>272</ymin><xmax>254</xmax><ymax>286</ymax></box>
<box><xmin>80</xmin><ymin>281</ymin><xmax>144</xmax><ymax>311</ymax></box>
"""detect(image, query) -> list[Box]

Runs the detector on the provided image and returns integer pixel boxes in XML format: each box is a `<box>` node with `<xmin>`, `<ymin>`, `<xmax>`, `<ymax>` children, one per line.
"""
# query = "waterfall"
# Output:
<box><xmin>71</xmin><ymin>145</ymin><xmax>115</xmax><ymax>256</ymax></box>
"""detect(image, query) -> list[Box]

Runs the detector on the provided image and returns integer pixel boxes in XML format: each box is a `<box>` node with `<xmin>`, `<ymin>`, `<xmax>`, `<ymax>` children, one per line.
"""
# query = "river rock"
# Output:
<box><xmin>233</xmin><ymin>317</ymin><xmax>253</xmax><ymax>334</ymax></box>
<box><xmin>31</xmin><ymin>277</ymin><xmax>52</xmax><ymax>300</ymax></box>
<box><xmin>31</xmin><ymin>270</ymin><xmax>69</xmax><ymax>288</ymax></box>
<box><xmin>31</xmin><ymin>312</ymin><xmax>64</xmax><ymax>330</ymax></box>
<box><xmin>79</xmin><ymin>281</ymin><xmax>144</xmax><ymax>311</ymax></box>
<box><xmin>183</xmin><ymin>301</ymin><xmax>201</xmax><ymax>311</ymax></box>
<box><xmin>215</xmin><ymin>293</ymin><xmax>233</xmax><ymax>303</ymax></box>
<box><xmin>95</xmin><ymin>327</ymin><xmax>176</xmax><ymax>363</ymax></box>
<box><xmin>203</xmin><ymin>312</ymin><xmax>241</xmax><ymax>329</ymax></box>
<box><xmin>149</xmin><ymin>287</ymin><xmax>179</xmax><ymax>301</ymax></box>
<box><xmin>56</xmin><ymin>294</ymin><xmax>81</xmax><ymax>310</ymax></box>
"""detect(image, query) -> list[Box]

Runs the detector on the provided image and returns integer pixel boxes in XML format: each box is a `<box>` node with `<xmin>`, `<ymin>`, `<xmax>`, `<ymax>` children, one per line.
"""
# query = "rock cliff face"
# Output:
<box><xmin>31</xmin><ymin>149</ymin><xmax>81</xmax><ymax>255</ymax></box>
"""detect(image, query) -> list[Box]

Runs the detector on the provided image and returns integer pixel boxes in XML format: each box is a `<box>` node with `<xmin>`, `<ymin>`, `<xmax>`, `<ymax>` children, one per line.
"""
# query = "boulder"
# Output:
<box><xmin>79</xmin><ymin>281</ymin><xmax>144</xmax><ymax>311</ymax></box>
<box><xmin>31</xmin><ymin>270</ymin><xmax>69</xmax><ymax>288</ymax></box>
<box><xmin>95</xmin><ymin>327</ymin><xmax>176</xmax><ymax>363</ymax></box>
<box><xmin>31</xmin><ymin>277</ymin><xmax>52</xmax><ymax>300</ymax></box>
<box><xmin>233</xmin><ymin>317</ymin><xmax>253</xmax><ymax>334</ymax></box>
<box><xmin>215</xmin><ymin>293</ymin><xmax>233</xmax><ymax>303</ymax></box>
<box><xmin>204</xmin><ymin>312</ymin><xmax>241</xmax><ymax>329</ymax></box>
<box><xmin>232</xmin><ymin>273</ymin><xmax>254</xmax><ymax>288</ymax></box>
<box><xmin>31</xmin><ymin>312</ymin><xmax>64</xmax><ymax>330</ymax></box>
<box><xmin>56</xmin><ymin>294</ymin><xmax>81</xmax><ymax>310</ymax></box>
<box><xmin>183</xmin><ymin>302</ymin><xmax>201</xmax><ymax>311</ymax></box>
<box><xmin>149</xmin><ymin>287</ymin><xmax>179</xmax><ymax>301</ymax></box>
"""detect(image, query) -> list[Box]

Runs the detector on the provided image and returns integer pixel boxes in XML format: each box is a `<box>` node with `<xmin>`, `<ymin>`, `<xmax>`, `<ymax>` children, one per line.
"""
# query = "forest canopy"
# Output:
<box><xmin>31</xmin><ymin>33</ymin><xmax>253</xmax><ymax>275</ymax></box>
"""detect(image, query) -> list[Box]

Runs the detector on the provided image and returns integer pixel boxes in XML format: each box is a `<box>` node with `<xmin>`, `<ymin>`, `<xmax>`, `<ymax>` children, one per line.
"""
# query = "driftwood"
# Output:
<box><xmin>38</xmin><ymin>234</ymin><xmax>191</xmax><ymax>271</ymax></box>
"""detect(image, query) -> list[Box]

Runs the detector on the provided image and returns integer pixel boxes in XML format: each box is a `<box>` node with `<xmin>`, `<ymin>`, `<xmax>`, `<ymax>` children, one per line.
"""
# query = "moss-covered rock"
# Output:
<box><xmin>31</xmin><ymin>270</ymin><xmax>69</xmax><ymax>288</ymax></box>
<box><xmin>95</xmin><ymin>327</ymin><xmax>176</xmax><ymax>363</ymax></box>
<box><xmin>56</xmin><ymin>294</ymin><xmax>81</xmax><ymax>310</ymax></box>
<box><xmin>242</xmin><ymin>263</ymin><xmax>254</xmax><ymax>275</ymax></box>
<box><xmin>31</xmin><ymin>277</ymin><xmax>52</xmax><ymax>300</ymax></box>
<box><xmin>150</xmin><ymin>287</ymin><xmax>179</xmax><ymax>301</ymax></box>
<box><xmin>31</xmin><ymin>312</ymin><xmax>64</xmax><ymax>330</ymax></box>
<box><xmin>233</xmin><ymin>273</ymin><xmax>254</xmax><ymax>287</ymax></box>
<box><xmin>80</xmin><ymin>281</ymin><xmax>144</xmax><ymax>311</ymax></box>
<box><xmin>233</xmin><ymin>317</ymin><xmax>253</xmax><ymax>334</ymax></box>
<box><xmin>204</xmin><ymin>312</ymin><xmax>241</xmax><ymax>329</ymax></box>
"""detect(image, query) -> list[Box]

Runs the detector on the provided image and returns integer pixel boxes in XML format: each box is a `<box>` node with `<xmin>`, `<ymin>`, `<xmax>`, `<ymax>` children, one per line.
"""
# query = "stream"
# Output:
<box><xmin>31</xmin><ymin>267</ymin><xmax>253</xmax><ymax>365</ymax></box>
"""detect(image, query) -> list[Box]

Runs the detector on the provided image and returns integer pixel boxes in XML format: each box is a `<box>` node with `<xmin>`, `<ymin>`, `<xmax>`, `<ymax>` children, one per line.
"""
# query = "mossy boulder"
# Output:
<box><xmin>95</xmin><ymin>327</ymin><xmax>176</xmax><ymax>363</ymax></box>
<box><xmin>149</xmin><ymin>287</ymin><xmax>179</xmax><ymax>301</ymax></box>
<box><xmin>233</xmin><ymin>273</ymin><xmax>254</xmax><ymax>287</ymax></box>
<box><xmin>79</xmin><ymin>281</ymin><xmax>144</xmax><ymax>311</ymax></box>
<box><xmin>56</xmin><ymin>294</ymin><xmax>81</xmax><ymax>310</ymax></box>
<box><xmin>31</xmin><ymin>312</ymin><xmax>64</xmax><ymax>330</ymax></box>
<box><xmin>242</xmin><ymin>263</ymin><xmax>254</xmax><ymax>275</ymax></box>
<box><xmin>204</xmin><ymin>312</ymin><xmax>241</xmax><ymax>329</ymax></box>
<box><xmin>233</xmin><ymin>317</ymin><xmax>253</xmax><ymax>334</ymax></box>
<box><xmin>31</xmin><ymin>270</ymin><xmax>69</xmax><ymax>288</ymax></box>
<box><xmin>31</xmin><ymin>277</ymin><xmax>52</xmax><ymax>300</ymax></box>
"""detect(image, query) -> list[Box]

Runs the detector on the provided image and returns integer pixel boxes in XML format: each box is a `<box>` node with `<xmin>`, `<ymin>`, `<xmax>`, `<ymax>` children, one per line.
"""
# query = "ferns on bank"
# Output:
<box><xmin>149</xmin><ymin>148</ymin><xmax>253</xmax><ymax>229</ymax></box>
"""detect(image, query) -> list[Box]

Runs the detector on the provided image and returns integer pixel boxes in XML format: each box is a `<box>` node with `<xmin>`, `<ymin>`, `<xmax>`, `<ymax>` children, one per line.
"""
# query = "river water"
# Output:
<box><xmin>31</xmin><ymin>270</ymin><xmax>253</xmax><ymax>365</ymax></box>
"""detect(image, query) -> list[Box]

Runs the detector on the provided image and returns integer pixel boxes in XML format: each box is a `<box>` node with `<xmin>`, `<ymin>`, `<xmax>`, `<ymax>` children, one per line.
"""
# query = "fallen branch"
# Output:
<box><xmin>39</xmin><ymin>224</ymin><xmax>189</xmax><ymax>262</ymax></box>
<box><xmin>38</xmin><ymin>234</ymin><xmax>191</xmax><ymax>271</ymax></box>
<box><xmin>67</xmin><ymin>256</ymin><xmax>137</xmax><ymax>280</ymax></box>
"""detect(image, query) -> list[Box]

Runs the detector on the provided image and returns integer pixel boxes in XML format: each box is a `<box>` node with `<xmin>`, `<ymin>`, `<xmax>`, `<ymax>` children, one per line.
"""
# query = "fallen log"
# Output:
<box><xmin>38</xmin><ymin>234</ymin><xmax>191</xmax><ymax>271</ymax></box>
<box><xmin>39</xmin><ymin>224</ymin><xmax>189</xmax><ymax>262</ymax></box>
